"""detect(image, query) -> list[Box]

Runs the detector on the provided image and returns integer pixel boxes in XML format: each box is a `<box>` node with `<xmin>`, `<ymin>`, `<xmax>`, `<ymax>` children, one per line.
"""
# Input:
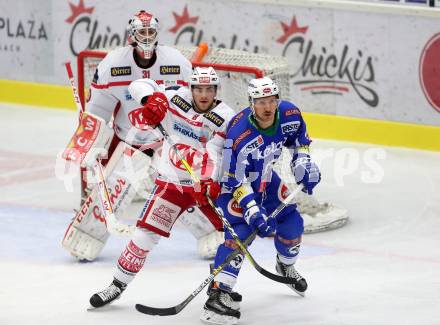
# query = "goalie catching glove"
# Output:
<box><xmin>291</xmin><ymin>153</ymin><xmax>321</xmax><ymax>195</ymax></box>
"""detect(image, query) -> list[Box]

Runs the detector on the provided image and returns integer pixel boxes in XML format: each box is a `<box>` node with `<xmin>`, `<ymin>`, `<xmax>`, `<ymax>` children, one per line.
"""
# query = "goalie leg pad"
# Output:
<box><xmin>178</xmin><ymin>206</ymin><xmax>224</xmax><ymax>259</ymax></box>
<box><xmin>197</xmin><ymin>230</ymin><xmax>224</xmax><ymax>259</ymax></box>
<box><xmin>296</xmin><ymin>189</ymin><xmax>349</xmax><ymax>234</ymax></box>
<box><xmin>62</xmin><ymin>188</ymin><xmax>110</xmax><ymax>261</ymax></box>
<box><xmin>62</xmin><ymin>222</ymin><xmax>108</xmax><ymax>261</ymax></box>
<box><xmin>62</xmin><ymin>142</ymin><xmax>153</xmax><ymax>261</ymax></box>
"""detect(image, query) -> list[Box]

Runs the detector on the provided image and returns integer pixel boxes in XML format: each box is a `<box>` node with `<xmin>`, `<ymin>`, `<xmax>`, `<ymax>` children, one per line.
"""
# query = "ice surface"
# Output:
<box><xmin>1</xmin><ymin>103</ymin><xmax>439</xmax><ymax>325</ymax></box>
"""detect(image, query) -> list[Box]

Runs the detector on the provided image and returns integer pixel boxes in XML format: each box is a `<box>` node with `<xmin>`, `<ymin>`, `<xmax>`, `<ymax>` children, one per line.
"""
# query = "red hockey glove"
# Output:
<box><xmin>141</xmin><ymin>92</ymin><xmax>169</xmax><ymax>126</ymax></box>
<box><xmin>193</xmin><ymin>179</ymin><xmax>221</xmax><ymax>206</ymax></box>
<box><xmin>129</xmin><ymin>92</ymin><xmax>169</xmax><ymax>129</ymax></box>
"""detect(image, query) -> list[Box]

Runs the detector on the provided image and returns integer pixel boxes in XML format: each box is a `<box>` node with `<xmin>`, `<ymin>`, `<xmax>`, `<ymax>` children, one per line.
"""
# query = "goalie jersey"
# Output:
<box><xmin>87</xmin><ymin>45</ymin><xmax>192</xmax><ymax>147</ymax></box>
<box><xmin>221</xmin><ymin>101</ymin><xmax>311</xmax><ymax>203</ymax></box>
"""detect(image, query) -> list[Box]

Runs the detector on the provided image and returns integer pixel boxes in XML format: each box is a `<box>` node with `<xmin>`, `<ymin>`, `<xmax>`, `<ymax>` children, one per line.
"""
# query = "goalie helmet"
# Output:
<box><xmin>127</xmin><ymin>10</ymin><xmax>159</xmax><ymax>59</ymax></box>
<box><xmin>189</xmin><ymin>67</ymin><xmax>220</xmax><ymax>87</ymax></box>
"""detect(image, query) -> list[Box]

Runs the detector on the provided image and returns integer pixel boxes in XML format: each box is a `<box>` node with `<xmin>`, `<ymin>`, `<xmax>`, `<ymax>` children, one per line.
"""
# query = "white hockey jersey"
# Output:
<box><xmin>86</xmin><ymin>45</ymin><xmax>192</xmax><ymax>147</ymax></box>
<box><xmin>129</xmin><ymin>79</ymin><xmax>236</xmax><ymax>188</ymax></box>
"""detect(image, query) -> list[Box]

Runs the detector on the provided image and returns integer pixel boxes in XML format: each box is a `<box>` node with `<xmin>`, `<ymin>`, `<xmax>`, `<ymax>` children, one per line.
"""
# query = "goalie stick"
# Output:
<box><xmin>155</xmin><ymin>123</ymin><xmax>296</xmax><ymax>285</ymax></box>
<box><xmin>65</xmin><ymin>62</ymin><xmax>134</xmax><ymax>236</ymax></box>
<box><xmin>135</xmin><ymin>184</ymin><xmax>304</xmax><ymax>316</ymax></box>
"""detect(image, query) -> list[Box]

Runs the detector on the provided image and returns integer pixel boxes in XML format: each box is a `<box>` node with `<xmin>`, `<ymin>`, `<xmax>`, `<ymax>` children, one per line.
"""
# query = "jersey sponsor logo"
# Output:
<box><xmin>118</xmin><ymin>240</ymin><xmax>147</xmax><ymax>273</ymax></box>
<box><xmin>241</xmin><ymin>135</ymin><xmax>264</xmax><ymax>154</ymax></box>
<box><xmin>285</xmin><ymin>109</ymin><xmax>301</xmax><ymax>116</ymax></box>
<box><xmin>288</xmin><ymin>244</ymin><xmax>300</xmax><ymax>255</ymax></box>
<box><xmin>173</xmin><ymin>122</ymin><xmax>203</xmax><ymax>142</ymax></box>
<box><xmin>160</xmin><ymin>65</ymin><xmax>181</xmax><ymax>75</ymax></box>
<box><xmin>278</xmin><ymin>184</ymin><xmax>291</xmax><ymax>202</ymax></box>
<box><xmin>227</xmin><ymin>199</ymin><xmax>243</xmax><ymax>218</ymax></box>
<box><xmin>171</xmin><ymin>95</ymin><xmax>192</xmax><ymax>112</ymax></box>
<box><xmin>198</xmin><ymin>76</ymin><xmax>211</xmax><ymax>84</ymax></box>
<box><xmin>168</xmin><ymin>143</ymin><xmax>213</xmax><ymax>178</ymax></box>
<box><xmin>230</xmin><ymin>253</ymin><xmax>244</xmax><ymax>269</ymax></box>
<box><xmin>232</xmin><ymin>129</ymin><xmax>252</xmax><ymax>150</ymax></box>
<box><xmin>110</xmin><ymin>66</ymin><xmax>132</xmax><ymax>76</ymax></box>
<box><xmin>281</xmin><ymin>121</ymin><xmax>300</xmax><ymax>134</ymax></box>
<box><xmin>147</xmin><ymin>197</ymin><xmax>181</xmax><ymax>233</ymax></box>
<box><xmin>255</xmin><ymin>140</ymin><xmax>283</xmax><ymax>160</ymax></box>
<box><xmin>263</xmin><ymin>87</ymin><xmax>272</xmax><ymax>94</ymax></box>
<box><xmin>229</xmin><ymin>111</ymin><xmax>245</xmax><ymax>128</ymax></box>
<box><xmin>204</xmin><ymin>111</ymin><xmax>225</xmax><ymax>127</ymax></box>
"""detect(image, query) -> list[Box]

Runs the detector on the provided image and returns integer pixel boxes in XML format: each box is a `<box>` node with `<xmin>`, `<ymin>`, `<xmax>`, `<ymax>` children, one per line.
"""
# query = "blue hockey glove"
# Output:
<box><xmin>291</xmin><ymin>153</ymin><xmax>321</xmax><ymax>194</ymax></box>
<box><xmin>243</xmin><ymin>204</ymin><xmax>277</xmax><ymax>238</ymax></box>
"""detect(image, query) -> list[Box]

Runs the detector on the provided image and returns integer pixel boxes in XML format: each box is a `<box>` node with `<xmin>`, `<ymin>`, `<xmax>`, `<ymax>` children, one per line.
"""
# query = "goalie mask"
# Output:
<box><xmin>247</xmin><ymin>77</ymin><xmax>279</xmax><ymax>114</ymax></box>
<box><xmin>127</xmin><ymin>10</ymin><xmax>159</xmax><ymax>59</ymax></box>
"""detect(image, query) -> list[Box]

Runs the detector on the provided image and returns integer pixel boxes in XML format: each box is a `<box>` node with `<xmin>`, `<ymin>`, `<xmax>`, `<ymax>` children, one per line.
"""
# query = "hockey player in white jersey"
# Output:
<box><xmin>62</xmin><ymin>11</ymin><xmax>222</xmax><ymax>261</ymax></box>
<box><xmin>88</xmin><ymin>67</ymin><xmax>237</xmax><ymax>308</ymax></box>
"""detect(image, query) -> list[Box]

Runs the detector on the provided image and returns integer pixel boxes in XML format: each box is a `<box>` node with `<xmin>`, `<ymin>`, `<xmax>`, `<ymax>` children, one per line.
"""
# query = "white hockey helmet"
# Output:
<box><xmin>247</xmin><ymin>77</ymin><xmax>279</xmax><ymax>103</ymax></box>
<box><xmin>127</xmin><ymin>10</ymin><xmax>159</xmax><ymax>59</ymax></box>
<box><xmin>189</xmin><ymin>67</ymin><xmax>220</xmax><ymax>87</ymax></box>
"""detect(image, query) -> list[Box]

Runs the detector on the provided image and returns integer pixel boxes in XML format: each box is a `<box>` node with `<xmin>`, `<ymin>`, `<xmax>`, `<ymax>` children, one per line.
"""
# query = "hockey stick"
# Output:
<box><xmin>135</xmin><ymin>184</ymin><xmax>303</xmax><ymax>316</ymax></box>
<box><xmin>65</xmin><ymin>62</ymin><xmax>134</xmax><ymax>236</ymax></box>
<box><xmin>155</xmin><ymin>123</ymin><xmax>296</xmax><ymax>285</ymax></box>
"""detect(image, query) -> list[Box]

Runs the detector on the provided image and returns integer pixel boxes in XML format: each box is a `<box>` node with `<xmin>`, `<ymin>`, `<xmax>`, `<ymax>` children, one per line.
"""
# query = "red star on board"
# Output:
<box><xmin>276</xmin><ymin>16</ymin><xmax>308</xmax><ymax>44</ymax></box>
<box><xmin>65</xmin><ymin>0</ymin><xmax>95</xmax><ymax>24</ymax></box>
<box><xmin>169</xmin><ymin>5</ymin><xmax>199</xmax><ymax>33</ymax></box>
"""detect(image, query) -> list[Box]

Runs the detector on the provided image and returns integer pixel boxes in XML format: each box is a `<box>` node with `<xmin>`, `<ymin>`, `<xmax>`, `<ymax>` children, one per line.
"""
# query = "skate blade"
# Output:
<box><xmin>200</xmin><ymin>309</ymin><xmax>239</xmax><ymax>325</ymax></box>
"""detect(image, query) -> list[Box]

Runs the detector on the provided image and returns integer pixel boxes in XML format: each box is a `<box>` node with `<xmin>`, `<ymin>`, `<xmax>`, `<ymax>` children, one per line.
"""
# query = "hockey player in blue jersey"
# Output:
<box><xmin>200</xmin><ymin>77</ymin><xmax>321</xmax><ymax>325</ymax></box>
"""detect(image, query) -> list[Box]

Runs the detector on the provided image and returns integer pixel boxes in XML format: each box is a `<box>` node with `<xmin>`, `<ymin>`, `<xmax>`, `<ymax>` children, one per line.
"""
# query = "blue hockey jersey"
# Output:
<box><xmin>221</xmin><ymin>100</ymin><xmax>311</xmax><ymax>207</ymax></box>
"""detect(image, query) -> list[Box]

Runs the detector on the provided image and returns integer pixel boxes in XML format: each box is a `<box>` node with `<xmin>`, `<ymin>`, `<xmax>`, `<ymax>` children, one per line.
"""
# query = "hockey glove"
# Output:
<box><xmin>193</xmin><ymin>179</ymin><xmax>221</xmax><ymax>206</ymax></box>
<box><xmin>129</xmin><ymin>92</ymin><xmax>169</xmax><ymax>128</ymax></box>
<box><xmin>243</xmin><ymin>203</ymin><xmax>277</xmax><ymax>238</ymax></box>
<box><xmin>291</xmin><ymin>153</ymin><xmax>321</xmax><ymax>194</ymax></box>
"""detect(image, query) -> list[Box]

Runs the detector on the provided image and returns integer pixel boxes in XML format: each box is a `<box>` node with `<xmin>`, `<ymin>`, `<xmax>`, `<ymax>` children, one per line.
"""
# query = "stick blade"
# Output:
<box><xmin>135</xmin><ymin>303</ymin><xmax>180</xmax><ymax>316</ymax></box>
